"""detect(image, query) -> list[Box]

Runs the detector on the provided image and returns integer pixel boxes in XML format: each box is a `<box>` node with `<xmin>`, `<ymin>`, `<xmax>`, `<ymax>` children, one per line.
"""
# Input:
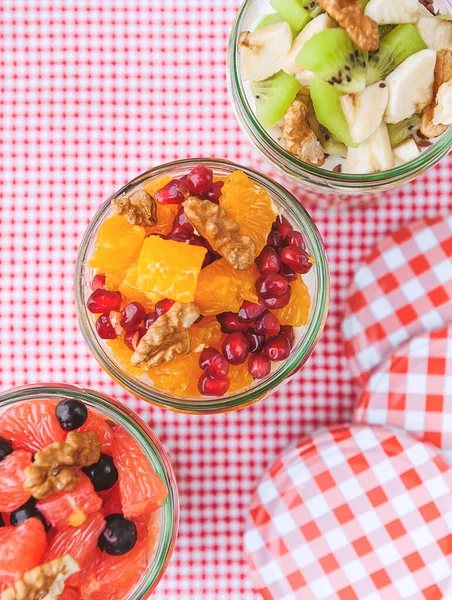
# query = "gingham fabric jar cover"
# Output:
<box><xmin>245</xmin><ymin>425</ymin><xmax>452</xmax><ymax>600</ymax></box>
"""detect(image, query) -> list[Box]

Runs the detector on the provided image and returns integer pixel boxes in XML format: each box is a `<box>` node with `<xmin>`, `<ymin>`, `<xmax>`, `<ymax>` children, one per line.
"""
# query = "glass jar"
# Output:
<box><xmin>0</xmin><ymin>383</ymin><xmax>179</xmax><ymax>599</ymax></box>
<box><xmin>227</xmin><ymin>0</ymin><xmax>452</xmax><ymax>201</ymax></box>
<box><xmin>75</xmin><ymin>158</ymin><xmax>330</xmax><ymax>414</ymax></box>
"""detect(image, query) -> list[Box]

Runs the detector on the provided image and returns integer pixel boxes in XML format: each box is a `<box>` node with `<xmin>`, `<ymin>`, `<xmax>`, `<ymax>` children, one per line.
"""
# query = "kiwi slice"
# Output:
<box><xmin>366</xmin><ymin>24</ymin><xmax>427</xmax><ymax>85</ymax></box>
<box><xmin>387</xmin><ymin>115</ymin><xmax>421</xmax><ymax>148</ymax></box>
<box><xmin>357</xmin><ymin>0</ymin><xmax>370</xmax><ymax>6</ymax></box>
<box><xmin>270</xmin><ymin>0</ymin><xmax>310</xmax><ymax>35</ymax></box>
<box><xmin>296</xmin><ymin>28</ymin><xmax>367</xmax><ymax>94</ymax></box>
<box><xmin>379</xmin><ymin>24</ymin><xmax>395</xmax><ymax>40</ymax></box>
<box><xmin>252</xmin><ymin>71</ymin><xmax>301</xmax><ymax>130</ymax></box>
<box><xmin>256</xmin><ymin>13</ymin><xmax>297</xmax><ymax>36</ymax></box>
<box><xmin>310</xmin><ymin>78</ymin><xmax>356</xmax><ymax>148</ymax></box>
<box><xmin>319</xmin><ymin>126</ymin><xmax>348</xmax><ymax>157</ymax></box>
<box><xmin>302</xmin><ymin>0</ymin><xmax>324</xmax><ymax>18</ymax></box>
<box><xmin>438</xmin><ymin>14</ymin><xmax>452</xmax><ymax>20</ymax></box>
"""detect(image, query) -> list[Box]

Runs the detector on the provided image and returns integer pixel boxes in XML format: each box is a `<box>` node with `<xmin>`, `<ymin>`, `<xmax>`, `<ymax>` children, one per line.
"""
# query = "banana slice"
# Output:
<box><xmin>239</xmin><ymin>22</ymin><xmax>293</xmax><ymax>82</ymax></box>
<box><xmin>346</xmin><ymin>123</ymin><xmax>394</xmax><ymax>174</ymax></box>
<box><xmin>365</xmin><ymin>0</ymin><xmax>433</xmax><ymax>24</ymax></box>
<box><xmin>393</xmin><ymin>139</ymin><xmax>421</xmax><ymax>166</ymax></box>
<box><xmin>417</xmin><ymin>17</ymin><xmax>452</xmax><ymax>51</ymax></box>
<box><xmin>340</xmin><ymin>81</ymin><xmax>389</xmax><ymax>144</ymax></box>
<box><xmin>384</xmin><ymin>49</ymin><xmax>437</xmax><ymax>124</ymax></box>
<box><xmin>434</xmin><ymin>80</ymin><xmax>452</xmax><ymax>125</ymax></box>
<box><xmin>285</xmin><ymin>14</ymin><xmax>335</xmax><ymax>75</ymax></box>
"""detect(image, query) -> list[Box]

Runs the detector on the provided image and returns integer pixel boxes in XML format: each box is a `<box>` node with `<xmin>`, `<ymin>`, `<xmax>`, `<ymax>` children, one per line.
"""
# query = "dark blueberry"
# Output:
<box><xmin>82</xmin><ymin>453</ymin><xmax>118</xmax><ymax>492</ymax></box>
<box><xmin>10</xmin><ymin>497</ymin><xmax>50</xmax><ymax>532</ymax></box>
<box><xmin>98</xmin><ymin>514</ymin><xmax>137</xmax><ymax>556</ymax></box>
<box><xmin>0</xmin><ymin>436</ymin><xmax>13</xmax><ymax>462</ymax></box>
<box><xmin>0</xmin><ymin>514</ymin><xmax>4</xmax><ymax>528</ymax></box>
<box><xmin>56</xmin><ymin>399</ymin><xmax>88</xmax><ymax>431</ymax></box>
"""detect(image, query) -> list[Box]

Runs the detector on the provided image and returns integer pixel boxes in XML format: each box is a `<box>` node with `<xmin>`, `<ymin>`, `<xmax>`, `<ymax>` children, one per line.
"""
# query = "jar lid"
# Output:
<box><xmin>342</xmin><ymin>216</ymin><xmax>452</xmax><ymax>385</ymax></box>
<box><xmin>245</xmin><ymin>425</ymin><xmax>452</xmax><ymax>600</ymax></box>
<box><xmin>354</xmin><ymin>324</ymin><xmax>452</xmax><ymax>465</ymax></box>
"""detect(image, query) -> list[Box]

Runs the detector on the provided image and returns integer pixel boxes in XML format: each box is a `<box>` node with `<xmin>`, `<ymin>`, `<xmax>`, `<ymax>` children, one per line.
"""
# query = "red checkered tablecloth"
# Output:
<box><xmin>0</xmin><ymin>2</ymin><xmax>451</xmax><ymax>599</ymax></box>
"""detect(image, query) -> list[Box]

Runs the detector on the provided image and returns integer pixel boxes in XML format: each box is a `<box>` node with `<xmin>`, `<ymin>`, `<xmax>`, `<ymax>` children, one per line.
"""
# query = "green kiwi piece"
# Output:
<box><xmin>310</xmin><ymin>78</ymin><xmax>356</xmax><ymax>148</ymax></box>
<box><xmin>438</xmin><ymin>13</ymin><xmax>452</xmax><ymax>20</ymax></box>
<box><xmin>270</xmin><ymin>0</ymin><xmax>310</xmax><ymax>35</ymax></box>
<box><xmin>366</xmin><ymin>24</ymin><xmax>427</xmax><ymax>85</ymax></box>
<box><xmin>252</xmin><ymin>71</ymin><xmax>301</xmax><ymax>130</ymax></box>
<box><xmin>387</xmin><ymin>115</ymin><xmax>421</xmax><ymax>148</ymax></box>
<box><xmin>379</xmin><ymin>24</ymin><xmax>395</xmax><ymax>40</ymax></box>
<box><xmin>319</xmin><ymin>126</ymin><xmax>348</xmax><ymax>157</ymax></box>
<box><xmin>256</xmin><ymin>13</ymin><xmax>297</xmax><ymax>36</ymax></box>
<box><xmin>302</xmin><ymin>0</ymin><xmax>324</xmax><ymax>18</ymax></box>
<box><xmin>296</xmin><ymin>28</ymin><xmax>367</xmax><ymax>94</ymax></box>
<box><xmin>357</xmin><ymin>0</ymin><xmax>371</xmax><ymax>6</ymax></box>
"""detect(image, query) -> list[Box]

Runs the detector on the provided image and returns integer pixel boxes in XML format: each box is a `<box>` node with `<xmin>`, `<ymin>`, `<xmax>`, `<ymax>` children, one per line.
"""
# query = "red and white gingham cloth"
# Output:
<box><xmin>342</xmin><ymin>216</ymin><xmax>452</xmax><ymax>387</ymax></box>
<box><xmin>245</xmin><ymin>425</ymin><xmax>452</xmax><ymax>600</ymax></box>
<box><xmin>0</xmin><ymin>2</ymin><xmax>451</xmax><ymax>598</ymax></box>
<box><xmin>354</xmin><ymin>325</ymin><xmax>452</xmax><ymax>465</ymax></box>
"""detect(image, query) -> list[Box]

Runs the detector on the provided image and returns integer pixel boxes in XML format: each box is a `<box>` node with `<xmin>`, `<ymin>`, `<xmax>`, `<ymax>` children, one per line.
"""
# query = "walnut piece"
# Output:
<box><xmin>131</xmin><ymin>301</ymin><xmax>200</xmax><ymax>368</ymax></box>
<box><xmin>111</xmin><ymin>189</ymin><xmax>157</xmax><ymax>227</ymax></box>
<box><xmin>24</xmin><ymin>432</ymin><xmax>101</xmax><ymax>500</ymax></box>
<box><xmin>317</xmin><ymin>0</ymin><xmax>379</xmax><ymax>51</ymax></box>
<box><xmin>284</xmin><ymin>96</ymin><xmax>325</xmax><ymax>166</ymax></box>
<box><xmin>421</xmin><ymin>49</ymin><xmax>452</xmax><ymax>138</ymax></box>
<box><xmin>1</xmin><ymin>555</ymin><xmax>80</xmax><ymax>600</ymax></box>
<box><xmin>183</xmin><ymin>197</ymin><xmax>256</xmax><ymax>270</ymax></box>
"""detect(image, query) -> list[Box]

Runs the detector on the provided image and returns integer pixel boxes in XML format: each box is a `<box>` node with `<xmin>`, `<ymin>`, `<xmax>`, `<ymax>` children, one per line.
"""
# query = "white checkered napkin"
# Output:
<box><xmin>244</xmin><ymin>425</ymin><xmax>452</xmax><ymax>600</ymax></box>
<box><xmin>354</xmin><ymin>324</ymin><xmax>452</xmax><ymax>465</ymax></box>
<box><xmin>342</xmin><ymin>216</ymin><xmax>452</xmax><ymax>386</ymax></box>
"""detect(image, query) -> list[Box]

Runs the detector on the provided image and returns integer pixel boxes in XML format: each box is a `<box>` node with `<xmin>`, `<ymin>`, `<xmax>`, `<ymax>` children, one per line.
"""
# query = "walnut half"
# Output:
<box><xmin>284</xmin><ymin>96</ymin><xmax>325</xmax><ymax>166</ymax></box>
<box><xmin>112</xmin><ymin>189</ymin><xmax>157</xmax><ymax>227</ymax></box>
<box><xmin>421</xmin><ymin>49</ymin><xmax>452</xmax><ymax>138</ymax></box>
<box><xmin>317</xmin><ymin>0</ymin><xmax>379</xmax><ymax>52</ymax></box>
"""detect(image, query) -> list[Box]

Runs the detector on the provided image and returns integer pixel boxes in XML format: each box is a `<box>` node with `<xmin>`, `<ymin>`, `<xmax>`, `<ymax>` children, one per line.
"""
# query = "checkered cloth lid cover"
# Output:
<box><xmin>244</xmin><ymin>425</ymin><xmax>452</xmax><ymax>600</ymax></box>
<box><xmin>342</xmin><ymin>215</ymin><xmax>452</xmax><ymax>386</ymax></box>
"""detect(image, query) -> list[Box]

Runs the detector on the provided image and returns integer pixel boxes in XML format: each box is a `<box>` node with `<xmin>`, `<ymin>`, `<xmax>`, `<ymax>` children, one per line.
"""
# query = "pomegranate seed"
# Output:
<box><xmin>264</xmin><ymin>335</ymin><xmax>291</xmax><ymax>361</ymax></box>
<box><xmin>201</xmin><ymin>251</ymin><xmax>219</xmax><ymax>269</ymax></box>
<box><xmin>248</xmin><ymin>354</ymin><xmax>271</xmax><ymax>379</ymax></box>
<box><xmin>281</xmin><ymin>325</ymin><xmax>295</xmax><ymax>347</ymax></box>
<box><xmin>144</xmin><ymin>311</ymin><xmax>157</xmax><ymax>328</ymax></box>
<box><xmin>274</xmin><ymin>216</ymin><xmax>293</xmax><ymax>240</ymax></box>
<box><xmin>87</xmin><ymin>289</ymin><xmax>122</xmax><ymax>314</ymax></box>
<box><xmin>96</xmin><ymin>314</ymin><xmax>119</xmax><ymax>339</ymax></box>
<box><xmin>279</xmin><ymin>263</ymin><xmax>298</xmax><ymax>282</ymax></box>
<box><xmin>124</xmin><ymin>327</ymin><xmax>146</xmax><ymax>351</ymax></box>
<box><xmin>169</xmin><ymin>231</ymin><xmax>192</xmax><ymax>243</ymax></box>
<box><xmin>121</xmin><ymin>302</ymin><xmax>146</xmax><ymax>329</ymax></box>
<box><xmin>187</xmin><ymin>165</ymin><xmax>213</xmax><ymax>196</ymax></box>
<box><xmin>281</xmin><ymin>246</ymin><xmax>313</xmax><ymax>274</ymax></box>
<box><xmin>155</xmin><ymin>299</ymin><xmax>175</xmax><ymax>317</ymax></box>
<box><xmin>217</xmin><ymin>312</ymin><xmax>249</xmax><ymax>334</ymax></box>
<box><xmin>90</xmin><ymin>274</ymin><xmax>106</xmax><ymax>291</ymax></box>
<box><xmin>285</xmin><ymin>231</ymin><xmax>304</xmax><ymax>249</ymax></box>
<box><xmin>256</xmin><ymin>274</ymin><xmax>288</xmax><ymax>299</ymax></box>
<box><xmin>255</xmin><ymin>245</ymin><xmax>281</xmax><ymax>275</ymax></box>
<box><xmin>267</xmin><ymin>230</ymin><xmax>284</xmax><ymax>248</ymax></box>
<box><xmin>254</xmin><ymin>311</ymin><xmax>280</xmax><ymax>337</ymax></box>
<box><xmin>199</xmin><ymin>347</ymin><xmax>229</xmax><ymax>377</ymax></box>
<box><xmin>238</xmin><ymin>299</ymin><xmax>266</xmax><ymax>322</ymax></box>
<box><xmin>198</xmin><ymin>373</ymin><xmax>230</xmax><ymax>397</ymax></box>
<box><xmin>263</xmin><ymin>288</ymin><xmax>291</xmax><ymax>309</ymax></box>
<box><xmin>189</xmin><ymin>235</ymin><xmax>216</xmax><ymax>254</ymax></box>
<box><xmin>154</xmin><ymin>179</ymin><xmax>189</xmax><ymax>205</ymax></box>
<box><xmin>245</xmin><ymin>332</ymin><xmax>265</xmax><ymax>354</ymax></box>
<box><xmin>171</xmin><ymin>206</ymin><xmax>194</xmax><ymax>236</ymax></box>
<box><xmin>204</xmin><ymin>181</ymin><xmax>224</xmax><ymax>204</ymax></box>
<box><xmin>222</xmin><ymin>332</ymin><xmax>250</xmax><ymax>365</ymax></box>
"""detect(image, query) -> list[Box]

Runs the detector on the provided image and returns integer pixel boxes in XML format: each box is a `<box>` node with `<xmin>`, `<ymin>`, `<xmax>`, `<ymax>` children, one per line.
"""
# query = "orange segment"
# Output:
<box><xmin>271</xmin><ymin>277</ymin><xmax>311</xmax><ymax>327</ymax></box>
<box><xmin>144</xmin><ymin>176</ymin><xmax>172</xmax><ymax>196</ymax></box>
<box><xmin>107</xmin><ymin>338</ymin><xmax>146</xmax><ymax>377</ymax></box>
<box><xmin>229</xmin><ymin>362</ymin><xmax>253</xmax><ymax>393</ymax></box>
<box><xmin>189</xmin><ymin>317</ymin><xmax>222</xmax><ymax>351</ymax></box>
<box><xmin>220</xmin><ymin>171</ymin><xmax>277</xmax><ymax>254</ymax></box>
<box><xmin>143</xmin><ymin>177</ymin><xmax>178</xmax><ymax>236</ymax></box>
<box><xmin>147</xmin><ymin>352</ymin><xmax>202</xmax><ymax>397</ymax></box>
<box><xmin>120</xmin><ymin>263</ymin><xmax>163</xmax><ymax>307</ymax></box>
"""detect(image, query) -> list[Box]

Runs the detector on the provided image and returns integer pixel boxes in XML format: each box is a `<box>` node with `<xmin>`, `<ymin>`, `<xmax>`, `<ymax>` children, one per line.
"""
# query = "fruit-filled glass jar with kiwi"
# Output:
<box><xmin>75</xmin><ymin>159</ymin><xmax>329</xmax><ymax>414</ymax></box>
<box><xmin>228</xmin><ymin>0</ymin><xmax>452</xmax><ymax>199</ymax></box>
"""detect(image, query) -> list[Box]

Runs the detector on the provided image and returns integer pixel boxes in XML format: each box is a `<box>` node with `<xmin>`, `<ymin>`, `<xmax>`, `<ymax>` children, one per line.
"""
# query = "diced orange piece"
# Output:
<box><xmin>107</xmin><ymin>338</ymin><xmax>146</xmax><ymax>377</ymax></box>
<box><xmin>134</xmin><ymin>236</ymin><xmax>206</xmax><ymax>303</ymax></box>
<box><xmin>272</xmin><ymin>277</ymin><xmax>311</xmax><ymax>327</ymax></box>
<box><xmin>220</xmin><ymin>171</ymin><xmax>276</xmax><ymax>254</ymax></box>
<box><xmin>189</xmin><ymin>316</ymin><xmax>222</xmax><ymax>351</ymax></box>
<box><xmin>119</xmin><ymin>263</ymin><xmax>162</xmax><ymax>308</ymax></box>
<box><xmin>144</xmin><ymin>175</ymin><xmax>172</xmax><ymax>196</ymax></box>
<box><xmin>148</xmin><ymin>352</ymin><xmax>202</xmax><ymax>397</ymax></box>
<box><xmin>229</xmin><ymin>362</ymin><xmax>253</xmax><ymax>393</ymax></box>
<box><xmin>143</xmin><ymin>177</ymin><xmax>179</xmax><ymax>236</ymax></box>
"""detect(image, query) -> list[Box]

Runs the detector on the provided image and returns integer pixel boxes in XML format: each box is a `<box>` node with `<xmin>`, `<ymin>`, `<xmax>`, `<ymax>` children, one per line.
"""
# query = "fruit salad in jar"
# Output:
<box><xmin>0</xmin><ymin>393</ymin><xmax>171</xmax><ymax>599</ymax></box>
<box><xmin>238</xmin><ymin>0</ymin><xmax>452</xmax><ymax>174</ymax></box>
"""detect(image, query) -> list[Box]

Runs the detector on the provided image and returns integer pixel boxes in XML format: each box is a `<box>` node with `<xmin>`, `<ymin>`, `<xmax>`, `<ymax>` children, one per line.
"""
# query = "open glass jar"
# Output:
<box><xmin>227</xmin><ymin>0</ymin><xmax>452</xmax><ymax>200</ymax></box>
<box><xmin>75</xmin><ymin>159</ymin><xmax>330</xmax><ymax>414</ymax></box>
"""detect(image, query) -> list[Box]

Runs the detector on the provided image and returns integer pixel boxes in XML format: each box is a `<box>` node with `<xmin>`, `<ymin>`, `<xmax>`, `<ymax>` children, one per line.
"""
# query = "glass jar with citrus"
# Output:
<box><xmin>75</xmin><ymin>159</ymin><xmax>329</xmax><ymax>413</ymax></box>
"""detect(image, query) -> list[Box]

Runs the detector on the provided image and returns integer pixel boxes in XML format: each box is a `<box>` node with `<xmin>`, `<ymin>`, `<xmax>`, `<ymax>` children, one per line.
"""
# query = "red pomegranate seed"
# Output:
<box><xmin>121</xmin><ymin>302</ymin><xmax>146</xmax><ymax>329</ymax></box>
<box><xmin>155</xmin><ymin>299</ymin><xmax>175</xmax><ymax>317</ymax></box>
<box><xmin>279</xmin><ymin>263</ymin><xmax>298</xmax><ymax>282</ymax></box>
<box><xmin>254</xmin><ymin>311</ymin><xmax>280</xmax><ymax>337</ymax></box>
<box><xmin>222</xmin><ymin>332</ymin><xmax>250</xmax><ymax>365</ymax></box>
<box><xmin>87</xmin><ymin>289</ymin><xmax>122</xmax><ymax>314</ymax></box>
<box><xmin>256</xmin><ymin>274</ymin><xmax>289</xmax><ymax>299</ymax></box>
<box><xmin>255</xmin><ymin>245</ymin><xmax>281</xmax><ymax>275</ymax></box>
<box><xmin>144</xmin><ymin>311</ymin><xmax>157</xmax><ymax>329</ymax></box>
<box><xmin>171</xmin><ymin>206</ymin><xmax>194</xmax><ymax>236</ymax></box>
<box><xmin>245</xmin><ymin>332</ymin><xmax>265</xmax><ymax>354</ymax></box>
<box><xmin>205</xmin><ymin>181</ymin><xmax>224</xmax><ymax>204</ymax></box>
<box><xmin>285</xmin><ymin>231</ymin><xmax>304</xmax><ymax>249</ymax></box>
<box><xmin>217</xmin><ymin>312</ymin><xmax>249</xmax><ymax>334</ymax></box>
<box><xmin>263</xmin><ymin>288</ymin><xmax>291</xmax><ymax>309</ymax></box>
<box><xmin>189</xmin><ymin>235</ymin><xmax>216</xmax><ymax>254</ymax></box>
<box><xmin>201</xmin><ymin>251</ymin><xmax>219</xmax><ymax>269</ymax></box>
<box><xmin>124</xmin><ymin>327</ymin><xmax>146</xmax><ymax>351</ymax></box>
<box><xmin>90</xmin><ymin>273</ymin><xmax>106</xmax><ymax>291</ymax></box>
<box><xmin>238</xmin><ymin>299</ymin><xmax>266</xmax><ymax>322</ymax></box>
<box><xmin>267</xmin><ymin>230</ymin><xmax>284</xmax><ymax>248</ymax></box>
<box><xmin>281</xmin><ymin>246</ymin><xmax>313</xmax><ymax>274</ymax></box>
<box><xmin>248</xmin><ymin>354</ymin><xmax>271</xmax><ymax>379</ymax></box>
<box><xmin>264</xmin><ymin>335</ymin><xmax>291</xmax><ymax>361</ymax></box>
<box><xmin>198</xmin><ymin>373</ymin><xmax>230</xmax><ymax>396</ymax></box>
<box><xmin>280</xmin><ymin>325</ymin><xmax>295</xmax><ymax>346</ymax></box>
<box><xmin>154</xmin><ymin>179</ymin><xmax>189</xmax><ymax>205</ymax></box>
<box><xmin>169</xmin><ymin>231</ymin><xmax>192</xmax><ymax>243</ymax></box>
<box><xmin>187</xmin><ymin>165</ymin><xmax>214</xmax><ymax>196</ymax></box>
<box><xmin>96</xmin><ymin>314</ymin><xmax>119</xmax><ymax>339</ymax></box>
<box><xmin>274</xmin><ymin>216</ymin><xmax>293</xmax><ymax>240</ymax></box>
<box><xmin>199</xmin><ymin>347</ymin><xmax>229</xmax><ymax>377</ymax></box>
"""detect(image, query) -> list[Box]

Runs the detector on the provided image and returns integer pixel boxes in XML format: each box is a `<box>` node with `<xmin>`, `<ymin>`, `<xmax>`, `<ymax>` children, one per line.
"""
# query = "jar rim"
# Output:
<box><xmin>74</xmin><ymin>158</ymin><xmax>330</xmax><ymax>414</ymax></box>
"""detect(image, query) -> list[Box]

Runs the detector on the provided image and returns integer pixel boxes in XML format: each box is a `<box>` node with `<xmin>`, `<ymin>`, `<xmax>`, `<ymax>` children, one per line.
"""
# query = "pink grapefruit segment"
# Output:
<box><xmin>0</xmin><ymin>450</ymin><xmax>32</xmax><ymax>512</ymax></box>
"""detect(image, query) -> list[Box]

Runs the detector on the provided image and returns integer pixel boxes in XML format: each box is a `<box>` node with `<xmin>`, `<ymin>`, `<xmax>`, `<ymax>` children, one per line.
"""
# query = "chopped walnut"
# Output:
<box><xmin>317</xmin><ymin>0</ymin><xmax>379</xmax><ymax>51</ymax></box>
<box><xmin>1</xmin><ymin>555</ymin><xmax>80</xmax><ymax>600</ymax></box>
<box><xmin>421</xmin><ymin>50</ymin><xmax>452</xmax><ymax>138</ymax></box>
<box><xmin>111</xmin><ymin>189</ymin><xmax>157</xmax><ymax>227</ymax></box>
<box><xmin>131</xmin><ymin>301</ymin><xmax>200</xmax><ymax>368</ymax></box>
<box><xmin>24</xmin><ymin>432</ymin><xmax>101</xmax><ymax>500</ymax></box>
<box><xmin>284</xmin><ymin>96</ymin><xmax>325</xmax><ymax>166</ymax></box>
<box><xmin>183</xmin><ymin>197</ymin><xmax>256</xmax><ymax>270</ymax></box>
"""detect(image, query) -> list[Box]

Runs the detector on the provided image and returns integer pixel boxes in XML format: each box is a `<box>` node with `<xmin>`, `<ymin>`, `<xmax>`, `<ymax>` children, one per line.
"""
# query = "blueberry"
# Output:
<box><xmin>0</xmin><ymin>436</ymin><xmax>13</xmax><ymax>463</ymax></box>
<box><xmin>98</xmin><ymin>514</ymin><xmax>137</xmax><ymax>556</ymax></box>
<box><xmin>0</xmin><ymin>514</ymin><xmax>4</xmax><ymax>528</ymax></box>
<box><xmin>10</xmin><ymin>497</ymin><xmax>50</xmax><ymax>532</ymax></box>
<box><xmin>56</xmin><ymin>399</ymin><xmax>88</xmax><ymax>431</ymax></box>
<box><xmin>82</xmin><ymin>453</ymin><xmax>118</xmax><ymax>492</ymax></box>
